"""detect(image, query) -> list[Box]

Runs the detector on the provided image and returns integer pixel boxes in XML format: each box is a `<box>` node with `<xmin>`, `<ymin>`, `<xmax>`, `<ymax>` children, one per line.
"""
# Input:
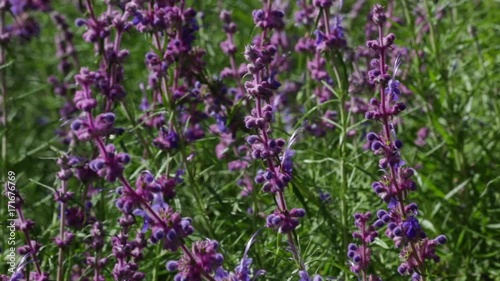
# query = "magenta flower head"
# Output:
<box><xmin>89</xmin><ymin>144</ymin><xmax>129</xmax><ymax>182</ymax></box>
<box><xmin>132</xmin><ymin>192</ymin><xmax>193</xmax><ymax>251</ymax></box>
<box><xmin>167</xmin><ymin>239</ymin><xmax>224</xmax><ymax>281</ymax></box>
<box><xmin>75</xmin><ymin>17</ymin><xmax>110</xmax><ymax>43</ymax></box>
<box><xmin>154</xmin><ymin>128</ymin><xmax>180</xmax><ymax>150</ymax></box>
<box><xmin>266</xmin><ymin>207</ymin><xmax>306</xmax><ymax>233</ymax></box>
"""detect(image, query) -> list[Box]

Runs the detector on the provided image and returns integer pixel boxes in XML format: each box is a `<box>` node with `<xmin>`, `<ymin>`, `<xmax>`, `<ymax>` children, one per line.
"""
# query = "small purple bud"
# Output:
<box><xmin>398</xmin><ymin>264</ymin><xmax>408</xmax><ymax>275</ymax></box>
<box><xmin>388</xmin><ymin>222</ymin><xmax>397</xmax><ymax>230</ymax></box>
<box><xmin>75</xmin><ymin>18</ymin><xmax>86</xmax><ymax>27</ymax></box>
<box><xmin>264</xmin><ymin>170</ymin><xmax>274</xmax><ymax>180</ymax></box>
<box><xmin>365</xmin><ymin>111</ymin><xmax>376</xmax><ymax>119</ymax></box>
<box><xmin>153</xmin><ymin>228</ymin><xmax>165</xmax><ymax>240</ymax></box>
<box><xmin>271</xmin><ymin>215</ymin><xmax>282</xmax><ymax>225</ymax></box>
<box><xmin>377</xmin><ymin>209</ymin><xmax>387</xmax><ymax>219</ymax></box>
<box><xmin>290</xmin><ymin>208</ymin><xmax>306</xmax><ymax>217</ymax></box>
<box><xmin>367</xmin><ymin>132</ymin><xmax>379</xmax><ymax>142</ymax></box>
<box><xmin>436</xmin><ymin>235</ymin><xmax>447</xmax><ymax>245</ymax></box>
<box><xmin>406</xmin><ymin>180</ymin><xmax>417</xmax><ymax>191</ymax></box>
<box><xmin>101</xmin><ymin>112</ymin><xmax>115</xmax><ymax>123</ymax></box>
<box><xmin>347</xmin><ymin>250</ymin><xmax>355</xmax><ymax>258</ymax></box>
<box><xmin>276</xmin><ymin>138</ymin><xmax>286</xmax><ymax>147</ymax></box>
<box><xmin>166</xmin><ymin>261</ymin><xmax>178</xmax><ymax>271</ymax></box>
<box><xmin>117</xmin><ymin>153</ymin><xmax>130</xmax><ymax>164</ymax></box>
<box><xmin>382</xmin><ymin>215</ymin><xmax>391</xmax><ymax>223</ymax></box>
<box><xmin>268</xmin><ymin>139</ymin><xmax>276</xmax><ymax>148</ymax></box>
<box><xmin>71</xmin><ymin>120</ymin><xmax>82</xmax><ymax>131</ymax></box>
<box><xmin>214</xmin><ymin>253</ymin><xmax>224</xmax><ymax>264</ymax></box>
<box><xmin>393</xmin><ymin>227</ymin><xmax>402</xmax><ymax>236</ymax></box>
<box><xmin>143</xmin><ymin>172</ymin><xmax>154</xmax><ymax>183</ymax></box>
<box><xmin>371</xmin><ymin>141</ymin><xmax>383</xmax><ymax>151</ymax></box>
<box><xmin>369</xmin><ymin>98</ymin><xmax>379</xmax><ymax>106</ymax></box>
<box><xmin>374</xmin><ymin>219</ymin><xmax>385</xmax><ymax>228</ymax></box>
<box><xmin>247</xmin><ymin>135</ymin><xmax>260</xmax><ymax>144</ymax></box>
<box><xmin>348</xmin><ymin>243</ymin><xmax>358</xmax><ymax>251</ymax></box>
<box><xmin>166</xmin><ymin>229</ymin><xmax>177</xmax><ymax>241</ymax></box>
<box><xmin>89</xmin><ymin>159</ymin><xmax>105</xmax><ymax>171</ymax></box>
<box><xmin>255</xmin><ymin>174</ymin><xmax>265</xmax><ymax>184</ymax></box>
<box><xmin>396</xmin><ymin>102</ymin><xmax>406</xmax><ymax>111</ymax></box>
<box><xmin>395</xmin><ymin>139</ymin><xmax>403</xmax><ymax>149</ymax></box>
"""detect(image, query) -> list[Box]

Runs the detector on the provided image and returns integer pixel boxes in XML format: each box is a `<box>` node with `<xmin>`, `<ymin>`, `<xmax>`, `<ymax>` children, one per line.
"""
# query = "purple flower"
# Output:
<box><xmin>167</xmin><ymin>239</ymin><xmax>224</xmax><ymax>280</ymax></box>
<box><xmin>133</xmin><ymin>195</ymin><xmax>193</xmax><ymax>251</ymax></box>
<box><xmin>318</xmin><ymin>191</ymin><xmax>332</xmax><ymax>203</ymax></box>
<box><xmin>154</xmin><ymin>128</ymin><xmax>180</xmax><ymax>150</ymax></box>
<box><xmin>298</xmin><ymin>270</ymin><xmax>323</xmax><ymax>281</ymax></box>
<box><xmin>402</xmin><ymin>217</ymin><xmax>421</xmax><ymax>239</ymax></box>
<box><xmin>89</xmin><ymin>144</ymin><xmax>129</xmax><ymax>182</ymax></box>
<box><xmin>266</xmin><ymin>208</ymin><xmax>305</xmax><ymax>233</ymax></box>
<box><xmin>385</xmin><ymin>79</ymin><xmax>401</xmax><ymax>101</ymax></box>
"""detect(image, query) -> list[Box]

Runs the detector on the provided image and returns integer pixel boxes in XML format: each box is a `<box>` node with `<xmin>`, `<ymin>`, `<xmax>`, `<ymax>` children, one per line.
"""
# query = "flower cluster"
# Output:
<box><xmin>132</xmin><ymin>0</ymin><xmax>213</xmax><ymax>157</ymax></box>
<box><xmin>294</xmin><ymin>0</ymin><xmax>346</xmax><ymax>136</ymax></box>
<box><xmin>0</xmin><ymin>0</ymin><xmax>50</xmax><ymax>43</ymax></box>
<box><xmin>132</xmin><ymin>196</ymin><xmax>194</xmax><ymax>251</ymax></box>
<box><xmin>70</xmin><ymin>67</ymin><xmax>129</xmax><ymax>182</ymax></box>
<box><xmin>167</xmin><ymin>239</ymin><xmax>224</xmax><ymax>281</ymax></box>
<box><xmin>347</xmin><ymin>212</ymin><xmax>380</xmax><ymax>278</ymax></box>
<box><xmin>111</xmin><ymin>231</ymin><xmax>147</xmax><ymax>280</ymax></box>
<box><xmin>352</xmin><ymin>5</ymin><xmax>447</xmax><ymax>280</ymax></box>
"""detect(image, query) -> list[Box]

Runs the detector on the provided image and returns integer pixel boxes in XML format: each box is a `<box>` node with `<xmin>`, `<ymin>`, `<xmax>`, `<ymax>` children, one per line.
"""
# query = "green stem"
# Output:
<box><xmin>151</xmin><ymin>243</ymin><xmax>161</xmax><ymax>280</ymax></box>
<box><xmin>332</xmin><ymin>56</ymin><xmax>349</xmax><ymax>265</ymax></box>
<box><xmin>56</xmin><ymin>180</ymin><xmax>68</xmax><ymax>281</ymax></box>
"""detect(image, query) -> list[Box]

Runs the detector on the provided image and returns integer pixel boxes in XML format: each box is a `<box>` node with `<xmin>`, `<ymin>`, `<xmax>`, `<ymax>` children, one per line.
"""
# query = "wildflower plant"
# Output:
<box><xmin>4</xmin><ymin>0</ymin><xmax>497</xmax><ymax>280</ymax></box>
<box><xmin>349</xmin><ymin>5</ymin><xmax>447</xmax><ymax>281</ymax></box>
<box><xmin>243</xmin><ymin>0</ymin><xmax>308</xmax><ymax>275</ymax></box>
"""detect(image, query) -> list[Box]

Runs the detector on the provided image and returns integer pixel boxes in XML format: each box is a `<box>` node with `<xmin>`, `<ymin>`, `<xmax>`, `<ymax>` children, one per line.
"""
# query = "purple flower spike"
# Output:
<box><xmin>351</xmin><ymin>4</ymin><xmax>447</xmax><ymax>279</ymax></box>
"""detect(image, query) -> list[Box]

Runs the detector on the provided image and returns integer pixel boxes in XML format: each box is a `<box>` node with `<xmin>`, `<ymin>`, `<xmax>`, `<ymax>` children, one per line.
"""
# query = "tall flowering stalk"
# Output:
<box><xmin>243</xmin><ymin>1</ymin><xmax>313</xmax><ymax>275</ymax></box>
<box><xmin>352</xmin><ymin>5</ymin><xmax>447</xmax><ymax>281</ymax></box>
<box><xmin>54</xmin><ymin>157</ymin><xmax>76</xmax><ymax>281</ymax></box>
<box><xmin>4</xmin><ymin>183</ymin><xmax>48</xmax><ymax>280</ymax></box>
